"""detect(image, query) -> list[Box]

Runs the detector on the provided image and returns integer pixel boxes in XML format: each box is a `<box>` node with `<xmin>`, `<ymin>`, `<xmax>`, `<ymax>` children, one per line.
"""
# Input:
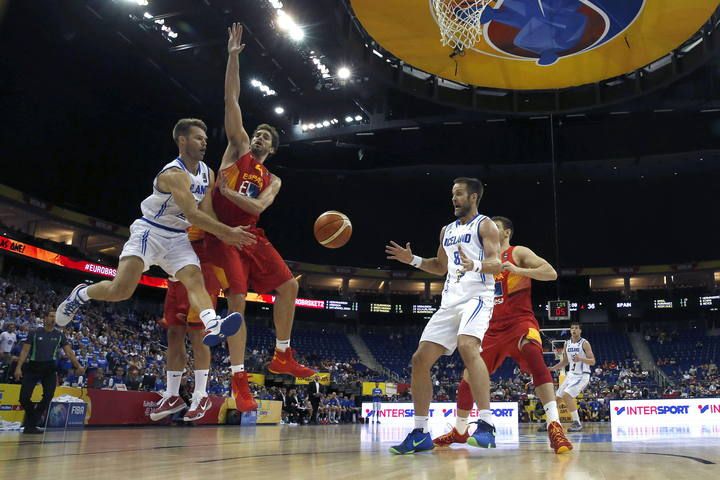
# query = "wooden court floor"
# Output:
<box><xmin>1</xmin><ymin>423</ymin><xmax>718</xmax><ymax>480</ymax></box>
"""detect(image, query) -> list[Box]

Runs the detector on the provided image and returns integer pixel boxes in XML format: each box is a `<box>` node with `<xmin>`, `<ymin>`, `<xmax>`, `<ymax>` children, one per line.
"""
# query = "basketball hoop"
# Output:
<box><xmin>429</xmin><ymin>0</ymin><xmax>493</xmax><ymax>54</ymax></box>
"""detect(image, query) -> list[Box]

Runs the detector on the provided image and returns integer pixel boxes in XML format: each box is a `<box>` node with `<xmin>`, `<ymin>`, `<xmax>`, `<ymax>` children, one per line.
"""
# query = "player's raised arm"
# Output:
<box><xmin>217</xmin><ymin>171</ymin><xmax>281</xmax><ymax>216</ymax></box>
<box><xmin>504</xmin><ymin>246</ymin><xmax>558</xmax><ymax>281</ymax></box>
<box><xmin>385</xmin><ymin>227</ymin><xmax>448</xmax><ymax>276</ymax></box>
<box><xmin>224</xmin><ymin>22</ymin><xmax>250</xmax><ymax>166</ymax></box>
<box><xmin>157</xmin><ymin>168</ymin><xmax>255</xmax><ymax>248</ymax></box>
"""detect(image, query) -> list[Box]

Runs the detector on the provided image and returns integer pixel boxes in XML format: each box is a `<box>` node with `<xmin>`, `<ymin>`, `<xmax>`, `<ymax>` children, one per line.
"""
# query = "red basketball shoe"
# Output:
<box><xmin>232</xmin><ymin>371</ymin><xmax>258</xmax><ymax>412</ymax></box>
<box><xmin>149</xmin><ymin>394</ymin><xmax>185</xmax><ymax>421</ymax></box>
<box><xmin>433</xmin><ymin>427</ymin><xmax>470</xmax><ymax>447</ymax></box>
<box><xmin>184</xmin><ymin>395</ymin><xmax>212</xmax><ymax>422</ymax></box>
<box><xmin>548</xmin><ymin>421</ymin><xmax>573</xmax><ymax>454</ymax></box>
<box><xmin>268</xmin><ymin>348</ymin><xmax>316</xmax><ymax>378</ymax></box>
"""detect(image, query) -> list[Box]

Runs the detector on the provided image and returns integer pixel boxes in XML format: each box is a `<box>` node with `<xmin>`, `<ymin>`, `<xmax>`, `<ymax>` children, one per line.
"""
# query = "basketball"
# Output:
<box><xmin>314</xmin><ymin>211</ymin><xmax>352</xmax><ymax>248</ymax></box>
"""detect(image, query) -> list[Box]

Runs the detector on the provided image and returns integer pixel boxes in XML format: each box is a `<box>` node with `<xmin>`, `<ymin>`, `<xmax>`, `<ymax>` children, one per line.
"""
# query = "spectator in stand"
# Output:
<box><xmin>0</xmin><ymin>322</ymin><xmax>17</xmax><ymax>365</ymax></box>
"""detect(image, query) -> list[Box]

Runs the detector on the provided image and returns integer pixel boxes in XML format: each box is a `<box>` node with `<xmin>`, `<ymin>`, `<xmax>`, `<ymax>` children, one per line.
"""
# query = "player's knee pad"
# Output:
<box><xmin>457</xmin><ymin>378</ymin><xmax>474</xmax><ymax>411</ymax></box>
<box><xmin>521</xmin><ymin>341</ymin><xmax>552</xmax><ymax>386</ymax></box>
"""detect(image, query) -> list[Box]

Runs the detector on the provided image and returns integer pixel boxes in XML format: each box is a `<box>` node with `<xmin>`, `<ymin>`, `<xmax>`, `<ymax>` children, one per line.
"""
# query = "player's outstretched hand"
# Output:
<box><xmin>457</xmin><ymin>245</ymin><xmax>474</xmax><ymax>273</ymax></box>
<box><xmin>223</xmin><ymin>225</ymin><xmax>257</xmax><ymax>248</ymax></box>
<box><xmin>14</xmin><ymin>367</ymin><xmax>22</xmax><ymax>381</ymax></box>
<box><xmin>228</xmin><ymin>22</ymin><xmax>246</xmax><ymax>55</ymax></box>
<box><xmin>385</xmin><ymin>241</ymin><xmax>413</xmax><ymax>264</ymax></box>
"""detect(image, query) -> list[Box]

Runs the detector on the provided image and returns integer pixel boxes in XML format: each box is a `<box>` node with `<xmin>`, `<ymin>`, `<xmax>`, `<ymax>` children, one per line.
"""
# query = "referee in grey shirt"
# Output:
<box><xmin>14</xmin><ymin>312</ymin><xmax>84</xmax><ymax>434</ymax></box>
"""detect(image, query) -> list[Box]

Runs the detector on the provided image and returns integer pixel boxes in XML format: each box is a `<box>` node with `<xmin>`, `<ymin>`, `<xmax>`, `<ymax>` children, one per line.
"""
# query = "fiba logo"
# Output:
<box><xmin>479</xmin><ymin>0</ymin><xmax>646</xmax><ymax>65</ymax></box>
<box><xmin>71</xmin><ymin>406</ymin><xmax>85</xmax><ymax>415</ymax></box>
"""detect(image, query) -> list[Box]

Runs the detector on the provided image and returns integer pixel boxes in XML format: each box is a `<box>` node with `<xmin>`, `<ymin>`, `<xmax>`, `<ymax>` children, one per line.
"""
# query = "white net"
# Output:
<box><xmin>430</xmin><ymin>0</ymin><xmax>493</xmax><ymax>52</ymax></box>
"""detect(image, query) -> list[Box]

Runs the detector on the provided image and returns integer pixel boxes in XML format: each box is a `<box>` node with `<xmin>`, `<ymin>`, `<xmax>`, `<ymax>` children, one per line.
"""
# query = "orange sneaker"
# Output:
<box><xmin>267</xmin><ymin>348</ymin><xmax>317</xmax><ymax>378</ymax></box>
<box><xmin>433</xmin><ymin>427</ymin><xmax>470</xmax><ymax>447</ymax></box>
<box><xmin>548</xmin><ymin>421</ymin><xmax>573</xmax><ymax>454</ymax></box>
<box><xmin>232</xmin><ymin>371</ymin><xmax>258</xmax><ymax>412</ymax></box>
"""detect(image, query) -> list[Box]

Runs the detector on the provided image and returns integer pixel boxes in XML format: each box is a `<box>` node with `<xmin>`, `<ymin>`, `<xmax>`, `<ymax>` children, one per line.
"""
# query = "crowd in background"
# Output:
<box><xmin>1</xmin><ymin>271</ymin><xmax>720</xmax><ymax>426</ymax></box>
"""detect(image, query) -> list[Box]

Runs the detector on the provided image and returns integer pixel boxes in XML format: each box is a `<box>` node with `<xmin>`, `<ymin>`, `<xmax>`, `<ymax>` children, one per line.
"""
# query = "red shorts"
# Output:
<box><xmin>205</xmin><ymin>228</ymin><xmax>293</xmax><ymax>295</ymax></box>
<box><xmin>481</xmin><ymin>316</ymin><xmax>541</xmax><ymax>374</ymax></box>
<box><xmin>163</xmin><ymin>240</ymin><xmax>227</xmax><ymax>330</ymax></box>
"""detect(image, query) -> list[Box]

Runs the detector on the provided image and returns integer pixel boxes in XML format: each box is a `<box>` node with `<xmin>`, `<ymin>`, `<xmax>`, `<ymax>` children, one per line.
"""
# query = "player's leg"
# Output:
<box><xmin>150</xmin><ymin>323</ymin><xmax>187</xmax><ymax>421</ymax></box>
<box><xmin>174</xmin><ymin>264</ymin><xmax>241</xmax><ymax>347</ymax></box>
<box><xmin>562</xmin><ymin>376</ymin><xmax>589</xmax><ymax>431</ymax></box>
<box><xmin>268</xmin><ymin>278</ymin><xmax>318</xmax><ymax>375</ymax></box>
<box><xmin>435</xmin><ymin>339</ymin><xmax>505</xmax><ymax>447</ymax></box>
<box><xmin>255</xmin><ymin>243</ymin><xmax>315</xmax><ymax>378</ymax></box>
<box><xmin>516</xmin><ymin>332</ymin><xmax>572</xmax><ymax>453</ymax></box>
<box><xmin>57</xmin><ymin>219</ymin><xmax>163</xmax><ymax>326</ymax></box>
<box><xmin>56</xmin><ymin>256</ymin><xmax>144</xmax><ymax>326</ymax></box>
<box><xmin>389</xmin><ymin>340</ymin><xmax>446</xmax><ymax>454</ymax></box>
<box><xmin>225</xmin><ymin>291</ymin><xmax>258</xmax><ymax>411</ymax></box>
<box><xmin>456</xmin><ymin>297</ymin><xmax>495</xmax><ymax>448</ymax></box>
<box><xmin>183</xmin><ymin>328</ymin><xmax>212</xmax><ymax>421</ymax></box>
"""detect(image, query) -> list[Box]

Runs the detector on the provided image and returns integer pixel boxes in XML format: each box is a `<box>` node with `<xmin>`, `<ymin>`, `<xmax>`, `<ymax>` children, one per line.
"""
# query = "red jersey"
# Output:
<box><xmin>492</xmin><ymin>246</ymin><xmax>534</xmax><ymax>324</ymax></box>
<box><xmin>212</xmin><ymin>151</ymin><xmax>272</xmax><ymax>227</ymax></box>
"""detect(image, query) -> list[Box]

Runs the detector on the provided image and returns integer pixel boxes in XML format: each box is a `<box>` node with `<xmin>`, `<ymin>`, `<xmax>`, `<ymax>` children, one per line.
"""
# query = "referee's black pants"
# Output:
<box><xmin>19</xmin><ymin>361</ymin><xmax>57</xmax><ymax>429</ymax></box>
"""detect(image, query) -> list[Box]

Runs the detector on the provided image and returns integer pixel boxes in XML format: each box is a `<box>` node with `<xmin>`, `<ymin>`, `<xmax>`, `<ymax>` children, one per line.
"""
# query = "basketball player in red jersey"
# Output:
<box><xmin>205</xmin><ymin>23</ymin><xmax>315</xmax><ymax>410</ymax></box>
<box><xmin>433</xmin><ymin>217</ymin><xmax>573</xmax><ymax>454</ymax></box>
<box><xmin>150</xmin><ymin>226</ymin><xmax>233</xmax><ymax>422</ymax></box>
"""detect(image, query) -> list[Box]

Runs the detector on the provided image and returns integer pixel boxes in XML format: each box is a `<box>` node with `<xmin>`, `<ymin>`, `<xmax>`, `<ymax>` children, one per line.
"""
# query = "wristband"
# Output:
<box><xmin>410</xmin><ymin>255</ymin><xmax>423</xmax><ymax>268</ymax></box>
<box><xmin>472</xmin><ymin>260</ymin><xmax>483</xmax><ymax>273</ymax></box>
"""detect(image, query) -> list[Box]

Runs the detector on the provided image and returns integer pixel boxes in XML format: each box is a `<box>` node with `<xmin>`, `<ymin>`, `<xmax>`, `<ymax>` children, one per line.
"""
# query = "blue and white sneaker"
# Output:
<box><xmin>389</xmin><ymin>428</ymin><xmax>434</xmax><ymax>455</ymax></box>
<box><xmin>202</xmin><ymin>312</ymin><xmax>243</xmax><ymax>346</ymax></box>
<box><xmin>55</xmin><ymin>283</ymin><xmax>89</xmax><ymax>327</ymax></box>
<box><xmin>467</xmin><ymin>419</ymin><xmax>496</xmax><ymax>448</ymax></box>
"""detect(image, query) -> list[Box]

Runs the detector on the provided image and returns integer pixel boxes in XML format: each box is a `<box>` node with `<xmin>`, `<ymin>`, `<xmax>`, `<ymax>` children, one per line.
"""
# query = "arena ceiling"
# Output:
<box><xmin>2</xmin><ymin>1</ymin><xmax>720</xmax><ymax>267</ymax></box>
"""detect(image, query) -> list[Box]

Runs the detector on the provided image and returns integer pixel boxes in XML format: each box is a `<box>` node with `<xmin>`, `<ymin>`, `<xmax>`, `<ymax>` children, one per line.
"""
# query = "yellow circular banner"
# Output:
<box><xmin>351</xmin><ymin>0</ymin><xmax>719</xmax><ymax>90</ymax></box>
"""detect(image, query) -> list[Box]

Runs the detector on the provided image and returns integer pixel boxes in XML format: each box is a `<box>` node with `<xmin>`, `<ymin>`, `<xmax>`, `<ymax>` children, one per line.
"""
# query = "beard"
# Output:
<box><xmin>454</xmin><ymin>204</ymin><xmax>471</xmax><ymax>218</ymax></box>
<box><xmin>251</xmin><ymin>144</ymin><xmax>266</xmax><ymax>157</ymax></box>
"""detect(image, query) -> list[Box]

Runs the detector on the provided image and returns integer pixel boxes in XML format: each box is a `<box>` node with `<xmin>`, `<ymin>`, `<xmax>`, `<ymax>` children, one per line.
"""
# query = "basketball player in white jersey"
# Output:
<box><xmin>549</xmin><ymin>321</ymin><xmax>595</xmax><ymax>432</ymax></box>
<box><xmin>56</xmin><ymin>119</ymin><xmax>256</xmax><ymax>351</ymax></box>
<box><xmin>385</xmin><ymin>177</ymin><xmax>501</xmax><ymax>454</ymax></box>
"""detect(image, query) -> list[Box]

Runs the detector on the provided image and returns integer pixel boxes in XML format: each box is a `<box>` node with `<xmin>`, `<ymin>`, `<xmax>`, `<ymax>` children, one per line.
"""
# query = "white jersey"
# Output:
<box><xmin>139</xmin><ymin>157</ymin><xmax>210</xmax><ymax>232</ymax></box>
<box><xmin>440</xmin><ymin>213</ymin><xmax>495</xmax><ymax>308</ymax></box>
<box><xmin>565</xmin><ymin>337</ymin><xmax>591</xmax><ymax>375</ymax></box>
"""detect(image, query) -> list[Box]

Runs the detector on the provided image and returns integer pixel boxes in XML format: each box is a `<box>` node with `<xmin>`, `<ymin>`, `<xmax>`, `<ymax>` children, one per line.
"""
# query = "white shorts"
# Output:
<box><xmin>119</xmin><ymin>219</ymin><xmax>200</xmax><ymax>277</ymax></box>
<box><xmin>557</xmin><ymin>373</ymin><xmax>590</xmax><ymax>398</ymax></box>
<box><xmin>420</xmin><ymin>295</ymin><xmax>493</xmax><ymax>355</ymax></box>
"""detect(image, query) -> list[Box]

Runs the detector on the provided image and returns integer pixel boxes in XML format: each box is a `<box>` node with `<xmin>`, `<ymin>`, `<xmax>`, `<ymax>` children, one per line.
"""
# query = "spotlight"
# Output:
<box><xmin>268</xmin><ymin>90</ymin><xmax>277</xmax><ymax>96</ymax></box>
<box><xmin>308</xmin><ymin>124</ymin><xmax>316</xmax><ymax>130</ymax></box>
<box><xmin>274</xmin><ymin>106</ymin><xmax>285</xmax><ymax>115</ymax></box>
<box><xmin>250</xmin><ymin>79</ymin><xmax>261</xmax><ymax>87</ymax></box>
<box><xmin>315</xmin><ymin>123</ymin><xmax>323</xmax><ymax>129</ymax></box>
<box><xmin>322</xmin><ymin>120</ymin><xmax>330</xmax><ymax>127</ymax></box>
<box><xmin>301</xmin><ymin>124</ymin><xmax>308</xmax><ymax>131</ymax></box>
<box><xmin>337</xmin><ymin>67</ymin><xmax>351</xmax><ymax>79</ymax></box>
<box><xmin>354</xmin><ymin>115</ymin><xmax>362</xmax><ymax>121</ymax></box>
<box><xmin>276</xmin><ymin>11</ymin><xmax>292</xmax><ymax>31</ymax></box>
<box><xmin>345</xmin><ymin>116</ymin><xmax>353</xmax><ymax>123</ymax></box>
<box><xmin>289</xmin><ymin>27</ymin><xmax>304</xmax><ymax>42</ymax></box>
<box><xmin>143</xmin><ymin>12</ymin><xmax>153</xmax><ymax>19</ymax></box>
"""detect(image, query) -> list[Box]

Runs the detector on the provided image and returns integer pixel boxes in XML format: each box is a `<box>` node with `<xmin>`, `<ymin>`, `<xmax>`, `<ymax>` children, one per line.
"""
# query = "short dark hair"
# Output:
<box><xmin>254</xmin><ymin>123</ymin><xmax>280</xmax><ymax>151</ymax></box>
<box><xmin>453</xmin><ymin>177</ymin><xmax>484</xmax><ymax>206</ymax></box>
<box><xmin>570</xmin><ymin>320</ymin><xmax>581</xmax><ymax>328</ymax></box>
<box><xmin>492</xmin><ymin>216</ymin><xmax>514</xmax><ymax>240</ymax></box>
<box><xmin>173</xmin><ymin>118</ymin><xmax>207</xmax><ymax>144</ymax></box>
